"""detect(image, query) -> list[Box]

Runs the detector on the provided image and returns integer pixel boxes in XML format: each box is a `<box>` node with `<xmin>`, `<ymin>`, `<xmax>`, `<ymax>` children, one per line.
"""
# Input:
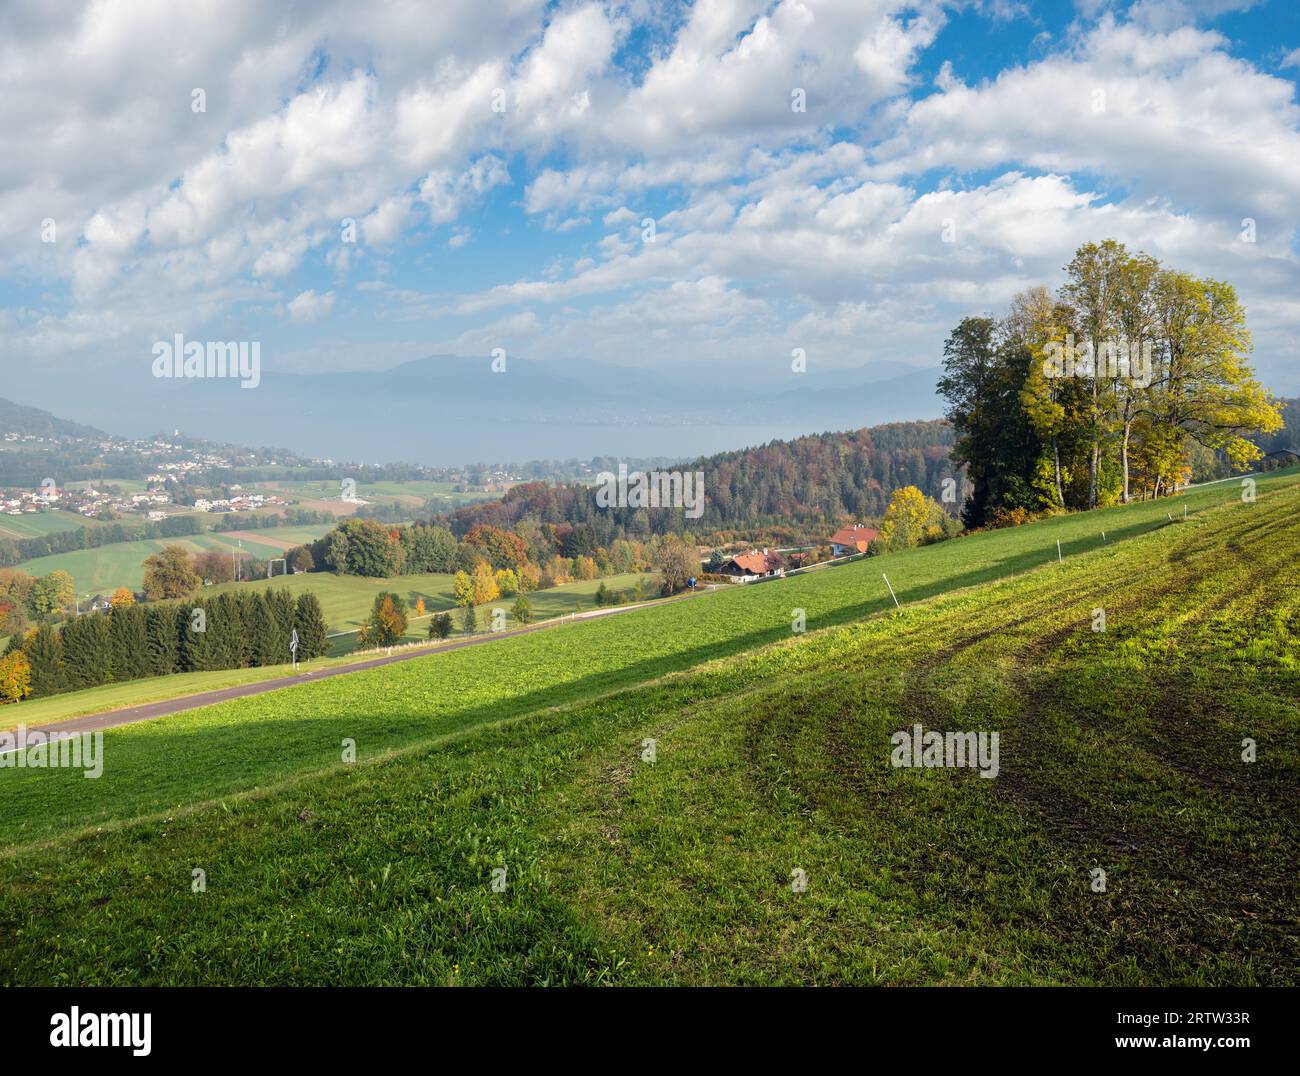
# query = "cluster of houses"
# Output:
<box><xmin>1</xmin><ymin>484</ymin><xmax>174</xmax><ymax>521</ymax></box>
<box><xmin>716</xmin><ymin>524</ymin><xmax>880</xmax><ymax>583</ymax></box>
<box><xmin>191</xmin><ymin>489</ymin><xmax>288</xmax><ymax>513</ymax></box>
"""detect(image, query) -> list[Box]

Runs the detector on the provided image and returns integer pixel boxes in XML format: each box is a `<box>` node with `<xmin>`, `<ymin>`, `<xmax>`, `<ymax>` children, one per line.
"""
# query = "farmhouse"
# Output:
<box><xmin>828</xmin><ymin>524</ymin><xmax>877</xmax><ymax>556</ymax></box>
<box><xmin>721</xmin><ymin>549</ymin><xmax>785</xmax><ymax>582</ymax></box>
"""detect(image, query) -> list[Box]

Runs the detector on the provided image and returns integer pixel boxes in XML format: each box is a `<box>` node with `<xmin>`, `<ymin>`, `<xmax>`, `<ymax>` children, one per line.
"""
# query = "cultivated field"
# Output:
<box><xmin>12</xmin><ymin>524</ymin><xmax>334</xmax><ymax>593</ymax></box>
<box><xmin>0</xmin><ymin>473</ymin><xmax>1294</xmax><ymax>984</ymax></box>
<box><xmin>252</xmin><ymin>478</ymin><xmax>500</xmax><ymax>515</ymax></box>
<box><xmin>0</xmin><ymin>510</ymin><xmax>106</xmax><ymax>540</ymax></box>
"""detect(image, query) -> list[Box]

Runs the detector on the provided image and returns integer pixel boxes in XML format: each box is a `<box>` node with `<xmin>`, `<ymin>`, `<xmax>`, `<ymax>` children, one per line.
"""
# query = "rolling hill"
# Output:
<box><xmin>0</xmin><ymin>468</ymin><xmax>1294</xmax><ymax>985</ymax></box>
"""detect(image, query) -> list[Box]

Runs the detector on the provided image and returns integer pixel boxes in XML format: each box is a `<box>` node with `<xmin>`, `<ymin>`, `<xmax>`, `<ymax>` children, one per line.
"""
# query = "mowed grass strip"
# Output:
<box><xmin>0</xmin><ymin>476</ymin><xmax>1293</xmax><ymax>984</ymax></box>
<box><xmin>0</xmin><ymin>472</ymin><xmax>1294</xmax><ymax>849</ymax></box>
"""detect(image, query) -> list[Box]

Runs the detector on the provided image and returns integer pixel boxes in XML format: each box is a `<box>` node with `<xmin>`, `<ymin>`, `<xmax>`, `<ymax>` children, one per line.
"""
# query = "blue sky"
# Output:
<box><xmin>1</xmin><ymin>0</ymin><xmax>1298</xmax><ymax>417</ymax></box>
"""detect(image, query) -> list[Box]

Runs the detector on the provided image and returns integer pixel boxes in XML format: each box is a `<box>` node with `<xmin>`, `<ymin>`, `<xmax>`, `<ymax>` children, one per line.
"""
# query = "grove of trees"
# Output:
<box><xmin>0</xmin><ymin>589</ymin><xmax>329</xmax><ymax>702</ymax></box>
<box><xmin>939</xmin><ymin>240</ymin><xmax>1282</xmax><ymax>527</ymax></box>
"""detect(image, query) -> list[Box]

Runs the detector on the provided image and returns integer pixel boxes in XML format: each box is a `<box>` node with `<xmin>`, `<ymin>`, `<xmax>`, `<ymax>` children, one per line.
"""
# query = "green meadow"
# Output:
<box><xmin>0</xmin><ymin>471</ymin><xmax>1294</xmax><ymax>984</ymax></box>
<box><xmin>0</xmin><ymin>510</ymin><xmax>104</xmax><ymax>540</ymax></box>
<box><xmin>12</xmin><ymin>524</ymin><xmax>333</xmax><ymax>594</ymax></box>
<box><xmin>0</xmin><ymin>571</ymin><xmax>663</xmax><ymax>728</ymax></box>
<box><xmin>252</xmin><ymin>477</ymin><xmax>498</xmax><ymax>511</ymax></box>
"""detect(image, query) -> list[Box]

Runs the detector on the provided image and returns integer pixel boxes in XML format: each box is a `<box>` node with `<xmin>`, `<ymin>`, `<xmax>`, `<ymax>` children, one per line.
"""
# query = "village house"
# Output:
<box><xmin>827</xmin><ymin>524</ymin><xmax>878</xmax><ymax>557</ymax></box>
<box><xmin>720</xmin><ymin>549</ymin><xmax>786</xmax><ymax>583</ymax></box>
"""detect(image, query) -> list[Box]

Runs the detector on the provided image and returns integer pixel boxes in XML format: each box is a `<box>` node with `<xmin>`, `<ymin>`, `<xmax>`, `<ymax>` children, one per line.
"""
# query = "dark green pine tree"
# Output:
<box><xmin>249</xmin><ymin>593</ymin><xmax>280</xmax><ymax>667</ymax></box>
<box><xmin>228</xmin><ymin>591</ymin><xmax>256</xmax><ymax>668</ymax></box>
<box><xmin>267</xmin><ymin>589</ymin><xmax>296</xmax><ymax>663</ymax></box>
<box><xmin>178</xmin><ymin>601</ymin><xmax>218</xmax><ymax>671</ymax></box>
<box><xmin>206</xmin><ymin>592</ymin><xmax>243</xmax><ymax>670</ymax></box>
<box><xmin>25</xmin><ymin>622</ymin><xmax>65</xmax><ymax>697</ymax></box>
<box><xmin>145</xmin><ymin>604</ymin><xmax>181</xmax><ymax>676</ymax></box>
<box><xmin>294</xmin><ymin>592</ymin><xmax>328</xmax><ymax>661</ymax></box>
<box><xmin>61</xmin><ymin>613</ymin><xmax>111</xmax><ymax>690</ymax></box>
<box><xmin>109</xmin><ymin>604</ymin><xmax>151</xmax><ymax>682</ymax></box>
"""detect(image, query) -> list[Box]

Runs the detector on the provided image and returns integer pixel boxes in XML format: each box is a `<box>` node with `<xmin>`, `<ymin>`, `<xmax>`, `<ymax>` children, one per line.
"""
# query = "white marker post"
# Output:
<box><xmin>882</xmin><ymin>573</ymin><xmax>899</xmax><ymax>608</ymax></box>
<box><xmin>290</xmin><ymin>628</ymin><xmax>299</xmax><ymax>672</ymax></box>
<box><xmin>1057</xmin><ymin>539</ymin><xmax>1063</xmax><ymax>563</ymax></box>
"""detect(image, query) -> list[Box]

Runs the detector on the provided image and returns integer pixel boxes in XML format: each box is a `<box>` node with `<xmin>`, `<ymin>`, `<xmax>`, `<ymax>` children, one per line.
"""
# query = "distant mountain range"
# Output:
<box><xmin>1</xmin><ymin>355</ymin><xmax>945</xmax><ymax>465</ymax></box>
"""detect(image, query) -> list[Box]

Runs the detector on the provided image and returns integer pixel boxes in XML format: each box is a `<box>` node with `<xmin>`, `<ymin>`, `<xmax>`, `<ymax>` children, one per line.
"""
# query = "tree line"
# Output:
<box><xmin>301</xmin><ymin>516</ymin><xmax>673</xmax><ymax>587</ymax></box>
<box><xmin>0</xmin><ymin>588</ymin><xmax>329</xmax><ymax>703</ymax></box>
<box><xmin>938</xmin><ymin>240</ymin><xmax>1282</xmax><ymax>527</ymax></box>
<box><xmin>436</xmin><ymin>421</ymin><xmax>962</xmax><ymax>545</ymax></box>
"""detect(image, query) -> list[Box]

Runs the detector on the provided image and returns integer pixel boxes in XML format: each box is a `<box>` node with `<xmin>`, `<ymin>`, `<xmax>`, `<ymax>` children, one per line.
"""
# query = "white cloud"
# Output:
<box><xmin>286</xmin><ymin>289</ymin><xmax>336</xmax><ymax>323</ymax></box>
<box><xmin>0</xmin><ymin>0</ymin><xmax>1297</xmax><ymax>397</ymax></box>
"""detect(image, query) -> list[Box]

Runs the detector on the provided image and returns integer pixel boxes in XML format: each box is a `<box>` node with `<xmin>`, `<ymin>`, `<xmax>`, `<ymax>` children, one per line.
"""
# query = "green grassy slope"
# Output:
<box><xmin>0</xmin><ymin>571</ymin><xmax>664</xmax><ymax>730</ymax></box>
<box><xmin>13</xmin><ymin>524</ymin><xmax>332</xmax><ymax>593</ymax></box>
<box><xmin>0</xmin><ymin>474</ymin><xmax>1295</xmax><ymax>984</ymax></box>
<box><xmin>0</xmin><ymin>473</ymin><xmax>1292</xmax><ymax>843</ymax></box>
<box><xmin>0</xmin><ymin>510</ymin><xmax>104</xmax><ymax>540</ymax></box>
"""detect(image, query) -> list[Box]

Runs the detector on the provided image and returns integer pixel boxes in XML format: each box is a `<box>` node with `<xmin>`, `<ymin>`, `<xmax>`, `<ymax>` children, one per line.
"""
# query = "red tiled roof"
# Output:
<box><xmin>828</xmin><ymin>525</ymin><xmax>878</xmax><ymax>551</ymax></box>
<box><xmin>728</xmin><ymin>550</ymin><xmax>782</xmax><ymax>574</ymax></box>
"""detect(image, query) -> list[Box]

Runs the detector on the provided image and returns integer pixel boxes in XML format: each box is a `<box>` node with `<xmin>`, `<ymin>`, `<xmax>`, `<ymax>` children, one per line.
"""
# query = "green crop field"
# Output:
<box><xmin>253</xmin><ymin>477</ymin><xmax>498</xmax><ymax>511</ymax></box>
<box><xmin>0</xmin><ymin>472</ymin><xmax>1295</xmax><ymax>985</ymax></box>
<box><xmin>12</xmin><ymin>524</ymin><xmax>332</xmax><ymax>594</ymax></box>
<box><xmin>0</xmin><ymin>510</ymin><xmax>103</xmax><ymax>540</ymax></box>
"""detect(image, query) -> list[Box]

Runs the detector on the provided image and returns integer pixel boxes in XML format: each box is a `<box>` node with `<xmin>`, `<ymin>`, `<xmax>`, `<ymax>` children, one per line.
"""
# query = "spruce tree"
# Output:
<box><xmin>179</xmin><ymin>601</ymin><xmax>217</xmax><ymax>671</ymax></box>
<box><xmin>268</xmin><ymin>590</ymin><xmax>297</xmax><ymax>661</ymax></box>
<box><xmin>61</xmin><ymin>613</ymin><xmax>110</xmax><ymax>689</ymax></box>
<box><xmin>249</xmin><ymin>593</ymin><xmax>280</xmax><ymax>667</ymax></box>
<box><xmin>24</xmin><ymin>622</ymin><xmax>64</xmax><ymax>697</ymax></box>
<box><xmin>207</xmin><ymin>592</ymin><xmax>244</xmax><ymax>670</ymax></box>
<box><xmin>294</xmin><ymin>592</ymin><xmax>328</xmax><ymax>660</ymax></box>
<box><xmin>145</xmin><ymin>605</ymin><xmax>180</xmax><ymax>676</ymax></box>
<box><xmin>109</xmin><ymin>603</ymin><xmax>150</xmax><ymax>682</ymax></box>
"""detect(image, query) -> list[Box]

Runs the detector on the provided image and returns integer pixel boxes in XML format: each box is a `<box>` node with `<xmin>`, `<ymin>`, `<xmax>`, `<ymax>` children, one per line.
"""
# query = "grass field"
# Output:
<box><xmin>0</xmin><ymin>510</ymin><xmax>105</xmax><ymax>540</ymax></box>
<box><xmin>214</xmin><ymin>568</ymin><xmax>658</xmax><ymax>644</ymax></box>
<box><xmin>254</xmin><ymin>478</ymin><xmax>499</xmax><ymax>513</ymax></box>
<box><xmin>0</xmin><ymin>472</ymin><xmax>1294</xmax><ymax>984</ymax></box>
<box><xmin>12</xmin><ymin>524</ymin><xmax>334</xmax><ymax>593</ymax></box>
<box><xmin>0</xmin><ymin>572</ymin><xmax>663</xmax><ymax>728</ymax></box>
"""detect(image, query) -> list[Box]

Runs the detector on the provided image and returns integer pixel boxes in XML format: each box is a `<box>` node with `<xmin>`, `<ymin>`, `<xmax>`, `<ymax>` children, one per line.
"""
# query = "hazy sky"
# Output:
<box><xmin>3</xmin><ymin>0</ymin><xmax>1299</xmax><ymax>408</ymax></box>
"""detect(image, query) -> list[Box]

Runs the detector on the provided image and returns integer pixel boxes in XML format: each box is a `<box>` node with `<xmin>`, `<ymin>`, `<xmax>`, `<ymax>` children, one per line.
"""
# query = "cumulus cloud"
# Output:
<box><xmin>286</xmin><ymin>289</ymin><xmax>336</xmax><ymax>323</ymax></box>
<box><xmin>0</xmin><ymin>0</ymin><xmax>1297</xmax><ymax>396</ymax></box>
